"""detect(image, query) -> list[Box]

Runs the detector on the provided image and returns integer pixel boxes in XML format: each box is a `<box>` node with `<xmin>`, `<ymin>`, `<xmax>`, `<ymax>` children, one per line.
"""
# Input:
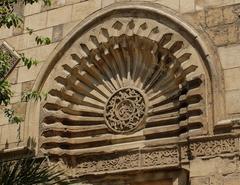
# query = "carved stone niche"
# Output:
<box><xmin>35</xmin><ymin>3</ymin><xmax>219</xmax><ymax>179</ymax></box>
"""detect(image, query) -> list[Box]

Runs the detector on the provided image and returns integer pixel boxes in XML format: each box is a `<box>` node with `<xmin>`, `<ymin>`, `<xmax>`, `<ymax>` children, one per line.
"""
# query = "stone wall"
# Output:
<box><xmin>1</xmin><ymin>0</ymin><xmax>240</xmax><ymax>184</ymax></box>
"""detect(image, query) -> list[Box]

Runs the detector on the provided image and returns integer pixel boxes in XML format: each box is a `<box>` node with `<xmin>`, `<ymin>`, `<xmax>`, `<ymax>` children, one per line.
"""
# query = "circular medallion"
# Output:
<box><xmin>104</xmin><ymin>88</ymin><xmax>146</xmax><ymax>133</ymax></box>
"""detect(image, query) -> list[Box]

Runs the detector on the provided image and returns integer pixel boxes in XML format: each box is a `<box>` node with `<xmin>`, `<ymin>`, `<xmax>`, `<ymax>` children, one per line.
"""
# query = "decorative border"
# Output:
<box><xmin>53</xmin><ymin>136</ymin><xmax>240</xmax><ymax>177</ymax></box>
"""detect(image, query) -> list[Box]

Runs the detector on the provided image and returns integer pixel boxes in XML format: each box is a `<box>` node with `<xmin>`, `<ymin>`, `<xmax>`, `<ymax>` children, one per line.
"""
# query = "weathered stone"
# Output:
<box><xmin>225</xmin><ymin>90</ymin><xmax>240</xmax><ymax>114</ymax></box>
<box><xmin>5</xmin><ymin>28</ymin><xmax>53</xmax><ymax>51</ymax></box>
<box><xmin>47</xmin><ymin>5</ymin><xmax>72</xmax><ymax>27</ymax></box>
<box><xmin>22</xmin><ymin>80</ymin><xmax>35</xmax><ymax>92</ymax></box>
<box><xmin>210</xmin><ymin>174</ymin><xmax>224</xmax><ymax>185</ymax></box>
<box><xmin>183</xmin><ymin>10</ymin><xmax>206</xmax><ymax>28</ymax></box>
<box><xmin>24</xmin><ymin>12</ymin><xmax>48</xmax><ymax>31</ymax></box>
<box><xmin>224</xmin><ymin>67</ymin><xmax>240</xmax><ymax>91</ymax></box>
<box><xmin>52</xmin><ymin>24</ymin><xmax>63</xmax><ymax>42</ymax></box>
<box><xmin>196</xmin><ymin>0</ymin><xmax>240</xmax><ymax>10</ymax></box>
<box><xmin>20</xmin><ymin>43</ymin><xmax>58</xmax><ymax>62</ymax></box>
<box><xmin>72</xmin><ymin>0</ymin><xmax>101</xmax><ymax>21</ymax></box>
<box><xmin>191</xmin><ymin>177</ymin><xmax>210</xmax><ymax>185</ymax></box>
<box><xmin>223</xmin><ymin>6</ymin><xmax>238</xmax><ymax>24</ymax></box>
<box><xmin>0</xmin><ymin>27</ymin><xmax>13</xmax><ymax>39</ymax></box>
<box><xmin>102</xmin><ymin>0</ymin><xmax>115</xmax><ymax>7</ymax></box>
<box><xmin>23</xmin><ymin>2</ymin><xmax>42</xmax><ymax>16</ymax></box>
<box><xmin>1</xmin><ymin>1</ymin><xmax>240</xmax><ymax>184</ymax></box>
<box><xmin>218</xmin><ymin>44</ymin><xmax>240</xmax><ymax>69</ymax></box>
<box><xmin>180</xmin><ymin>0</ymin><xmax>195</xmax><ymax>13</ymax></box>
<box><xmin>156</xmin><ymin>0</ymin><xmax>180</xmax><ymax>11</ymax></box>
<box><xmin>17</xmin><ymin>62</ymin><xmax>43</xmax><ymax>83</ymax></box>
<box><xmin>12</xmin><ymin>102</ymin><xmax>27</xmax><ymax>119</ymax></box>
<box><xmin>206</xmin><ymin>8</ymin><xmax>224</xmax><ymax>27</ymax></box>
<box><xmin>224</xmin><ymin>175</ymin><xmax>240</xmax><ymax>185</ymax></box>
<box><xmin>207</xmin><ymin>23</ymin><xmax>238</xmax><ymax>46</ymax></box>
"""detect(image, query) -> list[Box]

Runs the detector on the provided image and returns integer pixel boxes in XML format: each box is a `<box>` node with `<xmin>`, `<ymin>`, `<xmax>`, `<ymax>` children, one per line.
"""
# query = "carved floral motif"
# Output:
<box><xmin>142</xmin><ymin>148</ymin><xmax>179</xmax><ymax>167</ymax></box>
<box><xmin>190</xmin><ymin>138</ymin><xmax>237</xmax><ymax>157</ymax></box>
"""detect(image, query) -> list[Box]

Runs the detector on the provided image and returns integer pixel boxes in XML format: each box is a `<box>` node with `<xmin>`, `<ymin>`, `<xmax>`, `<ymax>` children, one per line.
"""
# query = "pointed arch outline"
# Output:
<box><xmin>24</xmin><ymin>2</ymin><xmax>225</xmax><ymax>153</ymax></box>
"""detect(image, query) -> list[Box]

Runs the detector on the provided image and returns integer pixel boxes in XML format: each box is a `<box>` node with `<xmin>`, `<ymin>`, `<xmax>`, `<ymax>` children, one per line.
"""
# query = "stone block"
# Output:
<box><xmin>206</xmin><ymin>8</ymin><xmax>223</xmax><ymax>27</ymax></box>
<box><xmin>207</xmin><ymin>23</ymin><xmax>238</xmax><ymax>46</ymax></box>
<box><xmin>47</xmin><ymin>5</ymin><xmax>72</xmax><ymax>27</ymax></box>
<box><xmin>225</xmin><ymin>89</ymin><xmax>240</xmax><ymax>114</ymax></box>
<box><xmin>66</xmin><ymin>0</ymin><xmax>86</xmax><ymax>4</ymax></box>
<box><xmin>72</xmin><ymin>0</ymin><xmax>101</xmax><ymax>21</ymax></box>
<box><xmin>12</xmin><ymin>102</ymin><xmax>27</xmax><ymax>119</ymax></box>
<box><xmin>207</xmin><ymin>25</ymin><xmax>228</xmax><ymax>46</ymax></box>
<box><xmin>196</xmin><ymin>0</ymin><xmax>240</xmax><ymax>10</ymax></box>
<box><xmin>17</xmin><ymin>62</ymin><xmax>43</xmax><ymax>83</ymax></box>
<box><xmin>224</xmin><ymin>175</ymin><xmax>240</xmax><ymax>185</ymax></box>
<box><xmin>0</xmin><ymin>27</ymin><xmax>13</xmax><ymax>39</ymax></box>
<box><xmin>7</xmin><ymin>68</ymin><xmax>18</xmax><ymax>84</ymax></box>
<box><xmin>180</xmin><ymin>0</ymin><xmax>195</xmax><ymax>13</ymax></box>
<box><xmin>20</xmin><ymin>43</ymin><xmax>58</xmax><ymax>63</ymax></box>
<box><xmin>156</xmin><ymin>0</ymin><xmax>180</xmax><ymax>11</ymax></box>
<box><xmin>190</xmin><ymin>158</ymin><xmax>216</xmax><ymax>177</ymax></box>
<box><xmin>191</xmin><ymin>177</ymin><xmax>210</xmax><ymax>185</ymax></box>
<box><xmin>0</xmin><ymin>124</ymin><xmax>20</xmax><ymax>144</ymax></box>
<box><xmin>22</xmin><ymin>80</ymin><xmax>35</xmax><ymax>92</ymax></box>
<box><xmin>6</xmin><ymin>28</ymin><xmax>53</xmax><ymax>51</ymax></box>
<box><xmin>24</xmin><ymin>12</ymin><xmax>48</xmax><ymax>31</ymax></box>
<box><xmin>20</xmin><ymin>43</ymin><xmax>58</xmax><ymax>64</ymax></box>
<box><xmin>11</xmin><ymin>83</ymin><xmax>22</xmax><ymax>97</ymax></box>
<box><xmin>218</xmin><ymin>44</ymin><xmax>240</xmax><ymax>69</ymax></box>
<box><xmin>102</xmin><ymin>0</ymin><xmax>115</xmax><ymax>7</ymax></box>
<box><xmin>210</xmin><ymin>174</ymin><xmax>224</xmax><ymax>185</ymax></box>
<box><xmin>183</xmin><ymin>10</ymin><xmax>206</xmax><ymax>28</ymax></box>
<box><xmin>52</xmin><ymin>24</ymin><xmax>63</xmax><ymax>42</ymax></box>
<box><xmin>223</xmin><ymin>6</ymin><xmax>238</xmax><ymax>24</ymax></box>
<box><xmin>224</xmin><ymin>67</ymin><xmax>240</xmax><ymax>91</ymax></box>
<box><xmin>23</xmin><ymin>1</ymin><xmax>42</xmax><ymax>16</ymax></box>
<box><xmin>0</xmin><ymin>107</ymin><xmax>10</xmax><ymax>126</ymax></box>
<box><xmin>62</xmin><ymin>21</ymin><xmax>80</xmax><ymax>38</ymax></box>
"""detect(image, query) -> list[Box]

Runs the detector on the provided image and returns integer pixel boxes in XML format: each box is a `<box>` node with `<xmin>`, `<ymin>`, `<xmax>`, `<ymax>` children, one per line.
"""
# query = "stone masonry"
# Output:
<box><xmin>1</xmin><ymin>0</ymin><xmax>240</xmax><ymax>184</ymax></box>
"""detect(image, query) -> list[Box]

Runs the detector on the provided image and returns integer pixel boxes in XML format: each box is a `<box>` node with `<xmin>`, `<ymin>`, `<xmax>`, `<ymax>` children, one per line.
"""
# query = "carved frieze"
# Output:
<box><xmin>141</xmin><ymin>148</ymin><xmax>179</xmax><ymax>167</ymax></box>
<box><xmin>190</xmin><ymin>138</ymin><xmax>237</xmax><ymax>157</ymax></box>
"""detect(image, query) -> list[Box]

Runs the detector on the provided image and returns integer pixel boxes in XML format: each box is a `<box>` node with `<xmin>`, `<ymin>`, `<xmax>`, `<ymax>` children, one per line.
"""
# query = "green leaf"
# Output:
<box><xmin>21</xmin><ymin>91</ymin><xmax>48</xmax><ymax>102</ymax></box>
<box><xmin>26</xmin><ymin>27</ymin><xmax>33</xmax><ymax>35</ymax></box>
<box><xmin>0</xmin><ymin>156</ymin><xmax>66</xmax><ymax>185</ymax></box>
<box><xmin>20</xmin><ymin>54</ymin><xmax>39</xmax><ymax>69</ymax></box>
<box><xmin>35</xmin><ymin>36</ymin><xmax>52</xmax><ymax>46</ymax></box>
<box><xmin>0</xmin><ymin>80</ymin><xmax>12</xmax><ymax>106</ymax></box>
<box><xmin>3</xmin><ymin>108</ymin><xmax>23</xmax><ymax>124</ymax></box>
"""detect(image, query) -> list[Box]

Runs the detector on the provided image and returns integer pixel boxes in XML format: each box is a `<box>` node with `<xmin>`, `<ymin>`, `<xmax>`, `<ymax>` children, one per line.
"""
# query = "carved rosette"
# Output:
<box><xmin>40</xmin><ymin>18</ymin><xmax>207</xmax><ymax>175</ymax></box>
<box><xmin>105</xmin><ymin>87</ymin><xmax>146</xmax><ymax>133</ymax></box>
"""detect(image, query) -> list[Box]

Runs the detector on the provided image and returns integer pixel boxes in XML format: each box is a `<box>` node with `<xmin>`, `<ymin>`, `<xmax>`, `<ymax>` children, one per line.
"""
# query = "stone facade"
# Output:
<box><xmin>1</xmin><ymin>0</ymin><xmax>240</xmax><ymax>185</ymax></box>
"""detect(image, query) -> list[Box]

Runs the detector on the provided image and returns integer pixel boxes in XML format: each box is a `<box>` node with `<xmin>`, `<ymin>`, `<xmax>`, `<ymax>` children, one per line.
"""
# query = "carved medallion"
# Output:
<box><xmin>105</xmin><ymin>88</ymin><xmax>146</xmax><ymax>133</ymax></box>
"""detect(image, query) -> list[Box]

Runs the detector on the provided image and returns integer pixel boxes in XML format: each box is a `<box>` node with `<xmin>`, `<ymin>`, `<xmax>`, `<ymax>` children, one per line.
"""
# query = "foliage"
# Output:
<box><xmin>0</xmin><ymin>0</ymin><xmax>52</xmax><ymax>124</ymax></box>
<box><xmin>0</xmin><ymin>156</ymin><xmax>66</xmax><ymax>185</ymax></box>
<box><xmin>21</xmin><ymin>90</ymin><xmax>48</xmax><ymax>102</ymax></box>
<box><xmin>0</xmin><ymin>1</ymin><xmax>67</xmax><ymax>184</ymax></box>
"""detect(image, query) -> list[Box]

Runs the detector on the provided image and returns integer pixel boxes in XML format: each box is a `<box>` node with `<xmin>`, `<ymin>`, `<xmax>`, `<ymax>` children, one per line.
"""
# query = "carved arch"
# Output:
<box><xmin>24</xmin><ymin>2</ymin><xmax>224</xmax><ymax>177</ymax></box>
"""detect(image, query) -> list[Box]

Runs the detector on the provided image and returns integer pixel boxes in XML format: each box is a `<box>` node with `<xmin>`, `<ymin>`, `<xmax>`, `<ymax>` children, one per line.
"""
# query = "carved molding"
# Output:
<box><xmin>47</xmin><ymin>135</ymin><xmax>240</xmax><ymax>178</ymax></box>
